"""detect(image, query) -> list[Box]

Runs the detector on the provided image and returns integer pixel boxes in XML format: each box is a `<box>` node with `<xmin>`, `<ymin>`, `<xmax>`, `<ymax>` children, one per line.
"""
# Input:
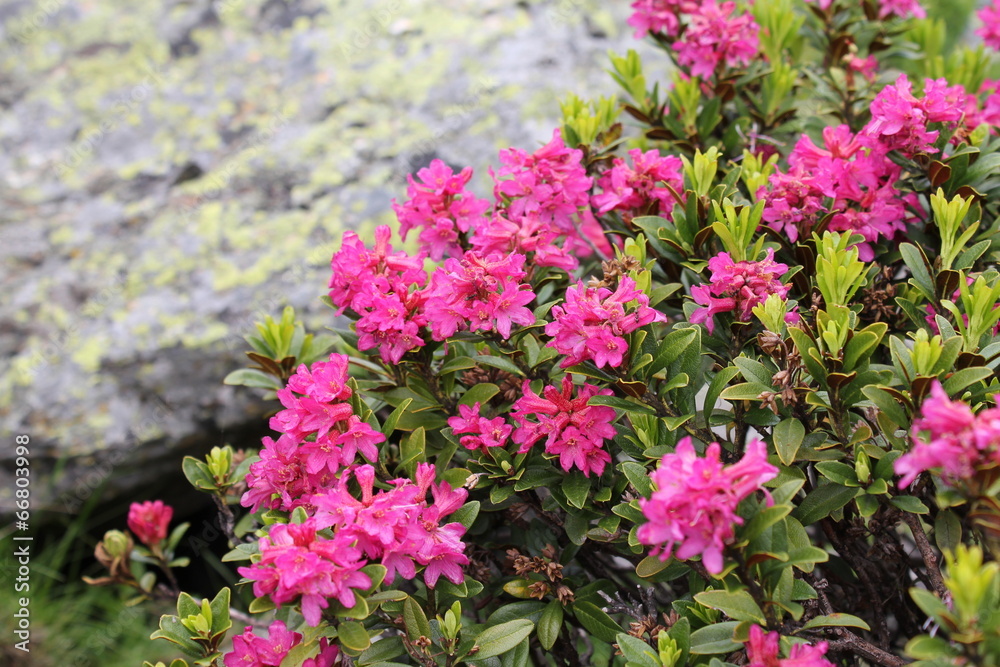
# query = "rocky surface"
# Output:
<box><xmin>0</xmin><ymin>0</ymin><xmax>662</xmax><ymax>513</ymax></box>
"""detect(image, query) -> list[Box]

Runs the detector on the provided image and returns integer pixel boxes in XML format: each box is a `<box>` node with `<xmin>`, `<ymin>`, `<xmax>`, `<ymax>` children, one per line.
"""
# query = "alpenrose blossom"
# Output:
<box><xmin>448</xmin><ymin>402</ymin><xmax>513</xmax><ymax>452</ymax></box>
<box><xmin>592</xmin><ymin>148</ymin><xmax>685</xmax><ymax>222</ymax></box>
<box><xmin>690</xmin><ymin>249</ymin><xmax>798</xmax><ymax>334</ymax></box>
<box><xmin>980</xmin><ymin>0</ymin><xmax>1000</xmax><ymax>51</ymax></box>
<box><xmin>745</xmin><ymin>624</ymin><xmax>835</xmax><ymax>667</ymax></box>
<box><xmin>311</xmin><ymin>464</ymin><xmax>469</xmax><ymax>588</ymax></box>
<box><xmin>238</xmin><ymin>519</ymin><xmax>371</xmax><ymax>627</ymax></box>
<box><xmin>627</xmin><ymin>0</ymin><xmax>691</xmax><ymax>38</ymax></box>
<box><xmin>674</xmin><ymin>1</ymin><xmax>760</xmax><ymax>80</ymax></box>
<box><xmin>638</xmin><ymin>438</ymin><xmax>778</xmax><ymax>574</ymax></box>
<box><xmin>127</xmin><ymin>500</ymin><xmax>173</xmax><ymax>548</ymax></box>
<box><xmin>895</xmin><ymin>380</ymin><xmax>1000</xmax><ymax>488</ymax></box>
<box><xmin>510</xmin><ymin>376</ymin><xmax>617</xmax><ymax>477</ymax></box>
<box><xmin>223</xmin><ymin>619</ymin><xmax>339</xmax><ymax>667</ymax></box>
<box><xmin>423</xmin><ymin>251</ymin><xmax>536</xmax><ymax>341</ymax></box>
<box><xmin>545</xmin><ymin>276</ymin><xmax>665</xmax><ymax>369</ymax></box>
<box><xmin>391</xmin><ymin>159</ymin><xmax>490</xmax><ymax>261</ymax></box>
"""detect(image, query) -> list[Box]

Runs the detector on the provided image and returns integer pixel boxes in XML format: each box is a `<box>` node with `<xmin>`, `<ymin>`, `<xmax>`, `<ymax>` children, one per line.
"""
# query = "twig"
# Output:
<box><xmin>827</xmin><ymin>632</ymin><xmax>907</xmax><ymax>667</ymax></box>
<box><xmin>900</xmin><ymin>512</ymin><xmax>949</xmax><ymax>599</ymax></box>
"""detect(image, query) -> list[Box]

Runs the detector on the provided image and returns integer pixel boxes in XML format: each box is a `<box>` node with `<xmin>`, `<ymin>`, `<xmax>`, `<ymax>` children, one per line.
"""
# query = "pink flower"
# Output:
<box><xmin>877</xmin><ymin>0</ymin><xmax>926</xmax><ymax>20</ymax></box>
<box><xmin>862</xmin><ymin>75</ymin><xmax>939</xmax><ymax>156</ymax></box>
<box><xmin>485</xmin><ymin>129</ymin><xmax>610</xmax><ymax>267</ymax></box>
<box><xmin>593</xmin><ymin>149</ymin><xmax>685</xmax><ymax>222</ymax></box>
<box><xmin>311</xmin><ymin>464</ymin><xmax>470</xmax><ymax>588</ymax></box>
<box><xmin>979</xmin><ymin>1</ymin><xmax>1000</xmax><ymax>51</ymax></box>
<box><xmin>392</xmin><ymin>159</ymin><xmax>491</xmax><ymax>261</ymax></box>
<box><xmin>448</xmin><ymin>402</ymin><xmax>512</xmax><ymax>451</ymax></box>
<box><xmin>223</xmin><ymin>619</ymin><xmax>339</xmax><ymax>667</ymax></box>
<box><xmin>745</xmin><ymin>625</ymin><xmax>835</xmax><ymax>667</ymax></box>
<box><xmin>895</xmin><ymin>381</ymin><xmax>997</xmax><ymax>488</ymax></box>
<box><xmin>638</xmin><ymin>438</ymin><xmax>777</xmax><ymax>574</ymax></box>
<box><xmin>674</xmin><ymin>2</ymin><xmax>759</xmax><ymax>80</ymax></box>
<box><xmin>328</xmin><ymin>225</ymin><xmax>425</xmax><ymax>313</ymax></box>
<box><xmin>424</xmin><ymin>251</ymin><xmax>536</xmax><ymax>341</ymax></box>
<box><xmin>690</xmin><ymin>250</ymin><xmax>796</xmax><ymax>333</ymax></box>
<box><xmin>627</xmin><ymin>0</ymin><xmax>690</xmax><ymax>38</ymax></box>
<box><xmin>511</xmin><ymin>376</ymin><xmax>617</xmax><ymax>476</ymax></box>
<box><xmin>545</xmin><ymin>277</ymin><xmax>665</xmax><ymax>368</ymax></box>
<box><xmin>127</xmin><ymin>500</ymin><xmax>173</xmax><ymax>548</ymax></box>
<box><xmin>238</xmin><ymin>520</ymin><xmax>371</xmax><ymax>626</ymax></box>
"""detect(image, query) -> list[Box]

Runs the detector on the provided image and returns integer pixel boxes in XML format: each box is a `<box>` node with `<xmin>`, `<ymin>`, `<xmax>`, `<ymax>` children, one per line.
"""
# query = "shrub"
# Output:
<box><xmin>92</xmin><ymin>1</ymin><xmax>1000</xmax><ymax>665</ymax></box>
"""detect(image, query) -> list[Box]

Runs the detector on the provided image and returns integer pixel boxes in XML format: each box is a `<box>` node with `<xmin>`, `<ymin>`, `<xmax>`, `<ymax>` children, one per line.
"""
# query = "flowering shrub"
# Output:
<box><xmin>90</xmin><ymin>1</ymin><xmax>1000</xmax><ymax>666</ymax></box>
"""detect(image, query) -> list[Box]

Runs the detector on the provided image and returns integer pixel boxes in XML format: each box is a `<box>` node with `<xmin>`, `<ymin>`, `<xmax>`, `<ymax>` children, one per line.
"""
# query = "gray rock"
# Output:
<box><xmin>0</xmin><ymin>0</ymin><xmax>661</xmax><ymax>513</ymax></box>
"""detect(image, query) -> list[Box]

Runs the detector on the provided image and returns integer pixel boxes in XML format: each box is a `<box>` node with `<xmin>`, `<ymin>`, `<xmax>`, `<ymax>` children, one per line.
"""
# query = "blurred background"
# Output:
<box><xmin>0</xmin><ymin>0</ymin><xmax>660</xmax><ymax>663</ymax></box>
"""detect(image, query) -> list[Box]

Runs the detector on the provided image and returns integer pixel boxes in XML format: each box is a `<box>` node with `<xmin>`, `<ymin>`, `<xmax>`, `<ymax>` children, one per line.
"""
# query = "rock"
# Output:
<box><xmin>0</xmin><ymin>0</ymin><xmax>660</xmax><ymax>513</ymax></box>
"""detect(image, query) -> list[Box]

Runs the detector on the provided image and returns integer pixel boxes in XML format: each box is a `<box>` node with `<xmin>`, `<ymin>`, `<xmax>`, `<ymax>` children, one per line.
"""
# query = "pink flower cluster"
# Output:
<box><xmin>329</xmin><ymin>226</ymin><xmax>428</xmax><ymax>364</ymax></box>
<box><xmin>895</xmin><ymin>381</ymin><xmax>1000</xmax><ymax>488</ymax></box>
<box><xmin>391</xmin><ymin>160</ymin><xmax>490</xmax><ymax>261</ymax></box>
<box><xmin>224</xmin><ymin>620</ymin><xmax>339</xmax><ymax>667</ymax></box>
<box><xmin>980</xmin><ymin>1</ymin><xmax>1000</xmax><ymax>51</ymax></box>
<box><xmin>545</xmin><ymin>277</ymin><xmax>665</xmax><ymax>368</ymax></box>
<box><xmin>424</xmin><ymin>251</ymin><xmax>536</xmax><ymax>340</ymax></box>
<box><xmin>448</xmin><ymin>402</ymin><xmax>512</xmax><ymax>452</ymax></box>
<box><xmin>592</xmin><ymin>149</ymin><xmax>685</xmax><ymax>222</ymax></box>
<box><xmin>690</xmin><ymin>250</ymin><xmax>797</xmax><ymax>334</ymax></box>
<box><xmin>127</xmin><ymin>500</ymin><xmax>173</xmax><ymax>548</ymax></box>
<box><xmin>242</xmin><ymin>354</ymin><xmax>386</xmax><ymax>512</ymax></box>
<box><xmin>239</xmin><ymin>520</ymin><xmax>371</xmax><ymax>626</ymax></box>
<box><xmin>477</xmin><ymin>129</ymin><xmax>609</xmax><ymax>270</ymax></box>
<box><xmin>311</xmin><ymin>464</ymin><xmax>469</xmax><ymax>589</ymax></box>
<box><xmin>761</xmin><ymin>123</ymin><xmax>920</xmax><ymax>259</ymax></box>
<box><xmin>511</xmin><ymin>376</ymin><xmax>617</xmax><ymax>477</ymax></box>
<box><xmin>745</xmin><ymin>625</ymin><xmax>834</xmax><ymax>667</ymax></box>
<box><xmin>876</xmin><ymin>0</ymin><xmax>926</xmax><ymax>20</ymax></box>
<box><xmin>638</xmin><ymin>438</ymin><xmax>778</xmax><ymax>574</ymax></box>
<box><xmin>862</xmin><ymin>75</ymin><xmax>974</xmax><ymax>156</ymax></box>
<box><xmin>628</xmin><ymin>1</ymin><xmax>759</xmax><ymax>80</ymax></box>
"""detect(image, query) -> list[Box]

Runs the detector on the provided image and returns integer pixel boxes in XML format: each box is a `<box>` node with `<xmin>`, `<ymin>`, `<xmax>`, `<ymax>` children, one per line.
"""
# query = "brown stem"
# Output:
<box><xmin>827</xmin><ymin>632</ymin><xmax>907</xmax><ymax>667</ymax></box>
<box><xmin>900</xmin><ymin>512</ymin><xmax>948</xmax><ymax>599</ymax></box>
<box><xmin>212</xmin><ymin>493</ymin><xmax>238</xmax><ymax>549</ymax></box>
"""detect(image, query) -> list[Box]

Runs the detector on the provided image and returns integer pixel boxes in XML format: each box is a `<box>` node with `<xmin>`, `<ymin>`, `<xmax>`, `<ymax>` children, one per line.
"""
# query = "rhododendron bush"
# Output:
<box><xmin>92</xmin><ymin>1</ymin><xmax>1000</xmax><ymax>666</ymax></box>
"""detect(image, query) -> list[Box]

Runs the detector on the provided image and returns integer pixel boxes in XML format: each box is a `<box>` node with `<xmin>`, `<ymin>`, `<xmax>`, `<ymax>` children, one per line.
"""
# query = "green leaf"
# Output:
<box><xmin>720</xmin><ymin>383</ymin><xmax>771</xmax><ymax>401</ymax></box>
<box><xmin>861</xmin><ymin>386</ymin><xmax>909</xmax><ymax>428</ymax></box>
<box><xmin>223</xmin><ymin>368</ymin><xmax>283</xmax><ymax>390</ymax></box>
<box><xmin>636</xmin><ymin>556</ymin><xmax>670</xmax><ymax>579</ymax></box>
<box><xmin>358</xmin><ymin>636</ymin><xmax>406</xmax><ymax>666</ymax></box>
<box><xmin>565</xmin><ymin>511</ymin><xmax>590</xmax><ymax>546</ymax></box>
<box><xmin>182</xmin><ymin>457</ymin><xmax>216</xmax><ymax>491</ymax></box>
<box><xmin>440</xmin><ymin>356</ymin><xmax>479</xmax><ymax>375</ymax></box>
<box><xmin>537</xmin><ymin>601</ymin><xmax>564</xmax><ymax>651</ymax></box>
<box><xmin>733</xmin><ymin>356</ymin><xmax>774</xmax><ymax>387</ymax></box>
<box><xmin>460</xmin><ymin>383</ymin><xmax>500</xmax><ymax>407</ymax></box>
<box><xmin>620</xmin><ymin>461</ymin><xmax>654</xmax><ymax>497</ymax></box>
<box><xmin>248</xmin><ymin>596</ymin><xmax>275</xmax><ymax>614</ymax></box>
<box><xmin>474</xmin><ymin>619</ymin><xmax>535</xmax><ymax>659</ymax></box>
<box><xmin>934</xmin><ymin>509</ymin><xmax>962</xmax><ymax>553</ymax></box>
<box><xmin>793</xmin><ymin>483</ymin><xmax>859</xmax><ymax>525</ymax></box>
<box><xmin>572</xmin><ymin>601</ymin><xmax>622</xmax><ymax>643</ymax></box>
<box><xmin>694</xmin><ymin>590</ymin><xmax>765</xmax><ymax>623</ymax></box>
<box><xmin>689</xmin><ymin>621</ymin><xmax>741</xmax><ymax>655</ymax></box>
<box><xmin>891</xmin><ymin>496</ymin><xmax>930</xmax><ymax>514</ymax></box>
<box><xmin>942</xmin><ymin>366</ymin><xmax>993</xmax><ymax>395</ymax></box>
<box><xmin>900</xmin><ymin>243</ymin><xmax>935</xmax><ymax>300</ymax></box>
<box><xmin>588</xmin><ymin>394</ymin><xmax>658</xmax><ymax>415</ymax></box>
<box><xmin>403</xmin><ymin>597</ymin><xmax>432</xmax><ymax>641</ymax></box>
<box><xmin>338</xmin><ymin>621</ymin><xmax>371</xmax><ymax>653</ymax></box>
<box><xmin>150</xmin><ymin>616</ymin><xmax>203</xmax><ymax>657</ymax></box>
<box><xmin>208</xmin><ymin>588</ymin><xmax>232</xmax><ymax>637</ymax></box>
<box><xmin>704</xmin><ymin>366</ymin><xmax>740</xmax><ymax>426</ymax></box>
<box><xmin>799</xmin><ymin>613</ymin><xmax>871</xmax><ymax>632</ymax></box>
<box><xmin>773</xmin><ymin>418</ymin><xmax>805</xmax><ymax>466</ymax></box>
<box><xmin>487</xmin><ymin>601</ymin><xmax>547</xmax><ymax>625</ymax></box>
<box><xmin>615</xmin><ymin>633</ymin><xmax>659</xmax><ymax>667</ymax></box>
<box><xmin>451</xmin><ymin>501</ymin><xmax>481</xmax><ymax>530</ymax></box>
<box><xmin>476</xmin><ymin>355</ymin><xmax>526</xmax><ymax>377</ymax></box>
<box><xmin>562</xmin><ymin>473</ymin><xmax>591</xmax><ymax>509</ymax></box>
<box><xmin>649</xmin><ymin>327</ymin><xmax>699</xmax><ymax>377</ymax></box>
<box><xmin>381</xmin><ymin>398</ymin><xmax>413</xmax><ymax>438</ymax></box>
